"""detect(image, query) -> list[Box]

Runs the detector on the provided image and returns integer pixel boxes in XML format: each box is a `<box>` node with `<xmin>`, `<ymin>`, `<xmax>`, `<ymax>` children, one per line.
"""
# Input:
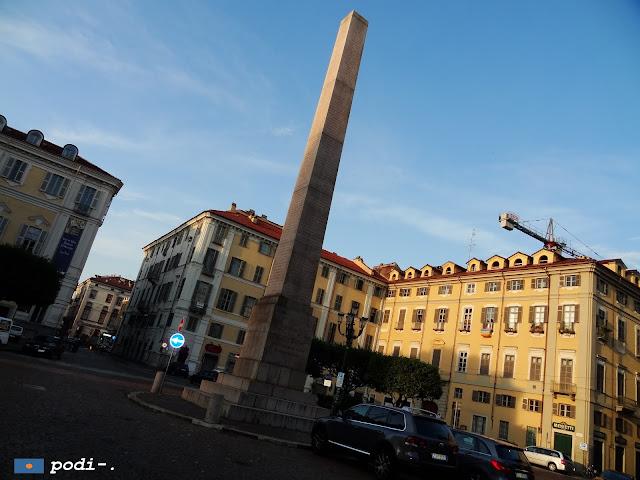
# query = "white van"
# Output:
<box><xmin>0</xmin><ymin>317</ymin><xmax>13</xmax><ymax>345</ymax></box>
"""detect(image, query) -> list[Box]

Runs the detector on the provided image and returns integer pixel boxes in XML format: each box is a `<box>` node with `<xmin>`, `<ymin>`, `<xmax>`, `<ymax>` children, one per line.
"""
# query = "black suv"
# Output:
<box><xmin>311</xmin><ymin>404</ymin><xmax>458</xmax><ymax>480</ymax></box>
<box><xmin>452</xmin><ymin>429</ymin><xmax>535</xmax><ymax>480</ymax></box>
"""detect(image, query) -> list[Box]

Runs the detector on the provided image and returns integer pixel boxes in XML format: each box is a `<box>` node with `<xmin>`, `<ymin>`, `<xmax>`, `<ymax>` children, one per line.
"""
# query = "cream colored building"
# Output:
<box><xmin>377</xmin><ymin>250</ymin><xmax>640</xmax><ymax>475</ymax></box>
<box><xmin>0</xmin><ymin>114</ymin><xmax>123</xmax><ymax>330</ymax></box>
<box><xmin>65</xmin><ymin>275</ymin><xmax>134</xmax><ymax>341</ymax></box>
<box><xmin>115</xmin><ymin>204</ymin><xmax>387</xmax><ymax>377</ymax></box>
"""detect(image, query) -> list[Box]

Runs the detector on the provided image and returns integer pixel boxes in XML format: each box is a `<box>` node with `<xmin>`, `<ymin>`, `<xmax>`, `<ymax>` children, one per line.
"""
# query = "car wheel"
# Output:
<box><xmin>311</xmin><ymin>428</ymin><xmax>328</xmax><ymax>456</ymax></box>
<box><xmin>372</xmin><ymin>446</ymin><xmax>396</xmax><ymax>480</ymax></box>
<box><xmin>548</xmin><ymin>462</ymin><xmax>557</xmax><ymax>472</ymax></box>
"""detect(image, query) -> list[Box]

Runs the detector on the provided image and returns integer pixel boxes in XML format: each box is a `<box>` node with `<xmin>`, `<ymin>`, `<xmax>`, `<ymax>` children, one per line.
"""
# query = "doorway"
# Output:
<box><xmin>615</xmin><ymin>445</ymin><xmax>625</xmax><ymax>473</ymax></box>
<box><xmin>554</xmin><ymin>432</ymin><xmax>573</xmax><ymax>457</ymax></box>
<box><xmin>593</xmin><ymin>440</ymin><xmax>603</xmax><ymax>473</ymax></box>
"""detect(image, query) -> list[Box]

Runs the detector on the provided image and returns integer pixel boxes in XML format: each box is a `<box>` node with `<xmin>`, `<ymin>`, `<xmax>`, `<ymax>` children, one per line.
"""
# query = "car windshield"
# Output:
<box><xmin>413</xmin><ymin>417</ymin><xmax>453</xmax><ymax>440</ymax></box>
<box><xmin>496</xmin><ymin>445</ymin><xmax>528</xmax><ymax>463</ymax></box>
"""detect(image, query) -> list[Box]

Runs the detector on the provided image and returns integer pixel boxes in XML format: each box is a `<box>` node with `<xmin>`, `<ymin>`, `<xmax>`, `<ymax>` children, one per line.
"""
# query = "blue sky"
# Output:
<box><xmin>2</xmin><ymin>1</ymin><xmax>639</xmax><ymax>282</ymax></box>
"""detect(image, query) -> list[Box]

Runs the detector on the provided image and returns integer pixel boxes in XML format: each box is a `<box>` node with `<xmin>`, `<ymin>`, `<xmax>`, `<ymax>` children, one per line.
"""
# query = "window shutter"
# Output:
<box><xmin>481</xmin><ymin>308</ymin><xmax>486</xmax><ymax>323</ymax></box>
<box><xmin>40</xmin><ymin>171</ymin><xmax>52</xmax><ymax>192</ymax></box>
<box><xmin>529</xmin><ymin>306</ymin><xmax>535</xmax><ymax>323</ymax></box>
<box><xmin>0</xmin><ymin>217</ymin><xmax>8</xmax><ymax>238</ymax></box>
<box><xmin>495</xmin><ymin>394</ymin><xmax>502</xmax><ymax>405</ymax></box>
<box><xmin>570</xmin><ymin>407</ymin><xmax>575</xmax><ymax>419</ymax></box>
<box><xmin>1</xmin><ymin>157</ymin><xmax>15</xmax><ymax>177</ymax></box>
<box><xmin>59</xmin><ymin>178</ymin><xmax>70</xmax><ymax>198</ymax></box>
<box><xmin>91</xmin><ymin>189</ymin><xmax>102</xmax><ymax>209</ymax></box>
<box><xmin>15</xmin><ymin>161</ymin><xmax>27</xmax><ymax>182</ymax></box>
<box><xmin>503</xmin><ymin>307</ymin><xmax>509</xmax><ymax>323</ymax></box>
<box><xmin>434</xmin><ymin>310</ymin><xmax>439</xmax><ymax>323</ymax></box>
<box><xmin>552</xmin><ymin>403</ymin><xmax>558</xmax><ymax>415</ymax></box>
<box><xmin>444</xmin><ymin>309</ymin><xmax>449</xmax><ymax>322</ymax></box>
<box><xmin>543</xmin><ymin>306</ymin><xmax>549</xmax><ymax>323</ymax></box>
<box><xmin>506</xmin><ymin>281</ymin><xmax>511</xmax><ymax>291</ymax></box>
<box><xmin>496</xmin><ymin>282</ymin><xmax>501</xmax><ymax>292</ymax></box>
<box><xmin>229</xmin><ymin>290</ymin><xmax>237</xmax><ymax>312</ymax></box>
<box><xmin>576</xmin><ymin>274</ymin><xmax>581</xmax><ymax>287</ymax></box>
<box><xmin>472</xmin><ymin>391</ymin><xmax>478</xmax><ymax>402</ymax></box>
<box><xmin>574</xmin><ymin>304</ymin><xmax>580</xmax><ymax>323</ymax></box>
<box><xmin>484</xmin><ymin>282</ymin><xmax>490</xmax><ymax>292</ymax></box>
<box><xmin>238</xmin><ymin>260</ymin><xmax>246</xmax><ymax>278</ymax></box>
<box><xmin>522</xmin><ymin>398</ymin><xmax>528</xmax><ymax>410</ymax></box>
<box><xmin>557</xmin><ymin>305</ymin><xmax>563</xmax><ymax>323</ymax></box>
<box><xmin>75</xmin><ymin>184</ymin><xmax>85</xmax><ymax>203</ymax></box>
<box><xmin>34</xmin><ymin>230</ymin><xmax>47</xmax><ymax>255</ymax></box>
<box><xmin>15</xmin><ymin>224</ymin><xmax>28</xmax><ymax>246</ymax></box>
<box><xmin>517</xmin><ymin>307</ymin><xmax>523</xmax><ymax>323</ymax></box>
<box><xmin>559</xmin><ymin>276</ymin><xmax>565</xmax><ymax>287</ymax></box>
<box><xmin>530</xmin><ymin>278</ymin><xmax>535</xmax><ymax>288</ymax></box>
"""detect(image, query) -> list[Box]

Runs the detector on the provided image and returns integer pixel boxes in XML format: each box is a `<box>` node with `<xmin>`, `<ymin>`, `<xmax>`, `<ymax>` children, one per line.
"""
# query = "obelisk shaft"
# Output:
<box><xmin>232</xmin><ymin>11</ymin><xmax>368</xmax><ymax>391</ymax></box>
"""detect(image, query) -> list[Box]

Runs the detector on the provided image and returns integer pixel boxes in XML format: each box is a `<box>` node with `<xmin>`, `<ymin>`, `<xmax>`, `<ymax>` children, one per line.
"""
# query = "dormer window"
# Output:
<box><xmin>445</xmin><ymin>267</ymin><xmax>452</xmax><ymax>274</ymax></box>
<box><xmin>492</xmin><ymin>261</ymin><xmax>500</xmax><ymax>269</ymax></box>
<box><xmin>539</xmin><ymin>255</ymin><xmax>548</xmax><ymax>264</ymax></box>
<box><xmin>471</xmin><ymin>264</ymin><xmax>477</xmax><ymax>272</ymax></box>
<box><xmin>514</xmin><ymin>259</ymin><xmax>523</xmax><ymax>267</ymax></box>
<box><xmin>26</xmin><ymin>130</ymin><xmax>44</xmax><ymax>146</ymax></box>
<box><xmin>407</xmin><ymin>272</ymin><xmax>413</xmax><ymax>279</ymax></box>
<box><xmin>61</xmin><ymin>144</ymin><xmax>78</xmax><ymax>161</ymax></box>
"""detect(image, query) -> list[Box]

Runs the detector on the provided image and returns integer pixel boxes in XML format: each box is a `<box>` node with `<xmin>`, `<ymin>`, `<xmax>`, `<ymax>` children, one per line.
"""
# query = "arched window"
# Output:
<box><xmin>407</xmin><ymin>272</ymin><xmax>413</xmax><ymax>279</ymax></box>
<box><xmin>514</xmin><ymin>259</ymin><xmax>523</xmax><ymax>266</ymax></box>
<box><xmin>539</xmin><ymin>255</ymin><xmax>548</xmax><ymax>264</ymax></box>
<box><xmin>471</xmin><ymin>264</ymin><xmax>476</xmax><ymax>272</ymax></box>
<box><xmin>446</xmin><ymin>267</ymin><xmax>452</xmax><ymax>274</ymax></box>
<box><xmin>492</xmin><ymin>261</ymin><xmax>500</xmax><ymax>269</ymax></box>
<box><xmin>392</xmin><ymin>274</ymin><xmax>397</xmax><ymax>280</ymax></box>
<box><xmin>26</xmin><ymin>130</ymin><xmax>44</xmax><ymax>146</ymax></box>
<box><xmin>61</xmin><ymin>144</ymin><xmax>78</xmax><ymax>161</ymax></box>
<box><xmin>618</xmin><ymin>267</ymin><xmax>623</xmax><ymax>275</ymax></box>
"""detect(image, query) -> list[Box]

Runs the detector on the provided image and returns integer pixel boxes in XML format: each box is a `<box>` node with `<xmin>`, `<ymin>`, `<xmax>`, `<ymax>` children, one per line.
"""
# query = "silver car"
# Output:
<box><xmin>523</xmin><ymin>446</ymin><xmax>574</xmax><ymax>472</ymax></box>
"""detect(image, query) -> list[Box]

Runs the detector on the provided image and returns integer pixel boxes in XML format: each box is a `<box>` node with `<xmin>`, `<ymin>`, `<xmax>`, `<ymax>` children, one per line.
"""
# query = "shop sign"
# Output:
<box><xmin>615</xmin><ymin>436</ymin><xmax>627</xmax><ymax>446</ymax></box>
<box><xmin>593</xmin><ymin>431</ymin><xmax>606</xmax><ymax>440</ymax></box>
<box><xmin>552</xmin><ymin>422</ymin><xmax>575</xmax><ymax>432</ymax></box>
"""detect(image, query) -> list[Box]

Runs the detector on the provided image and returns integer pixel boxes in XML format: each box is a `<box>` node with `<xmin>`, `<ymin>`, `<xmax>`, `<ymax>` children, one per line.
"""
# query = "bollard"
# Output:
<box><xmin>204</xmin><ymin>393</ymin><xmax>224</xmax><ymax>424</ymax></box>
<box><xmin>150</xmin><ymin>371</ymin><xmax>165</xmax><ymax>394</ymax></box>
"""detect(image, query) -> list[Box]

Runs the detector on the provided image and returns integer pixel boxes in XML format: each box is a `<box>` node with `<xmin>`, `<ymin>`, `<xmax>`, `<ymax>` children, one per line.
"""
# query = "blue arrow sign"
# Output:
<box><xmin>169</xmin><ymin>333</ymin><xmax>185</xmax><ymax>348</ymax></box>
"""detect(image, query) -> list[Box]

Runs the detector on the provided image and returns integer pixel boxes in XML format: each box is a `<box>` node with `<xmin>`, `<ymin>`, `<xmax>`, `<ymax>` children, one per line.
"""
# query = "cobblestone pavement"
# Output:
<box><xmin>0</xmin><ymin>349</ymin><xmax>372</xmax><ymax>480</ymax></box>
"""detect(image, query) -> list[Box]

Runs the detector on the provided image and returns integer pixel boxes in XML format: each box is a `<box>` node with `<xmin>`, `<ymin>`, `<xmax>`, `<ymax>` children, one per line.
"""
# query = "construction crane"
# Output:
<box><xmin>499</xmin><ymin>212</ymin><xmax>588</xmax><ymax>258</ymax></box>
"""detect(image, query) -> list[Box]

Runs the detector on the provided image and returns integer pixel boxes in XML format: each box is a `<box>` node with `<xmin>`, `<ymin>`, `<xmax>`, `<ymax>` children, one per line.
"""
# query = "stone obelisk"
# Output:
<box><xmin>230</xmin><ymin>11</ymin><xmax>368</xmax><ymax>397</ymax></box>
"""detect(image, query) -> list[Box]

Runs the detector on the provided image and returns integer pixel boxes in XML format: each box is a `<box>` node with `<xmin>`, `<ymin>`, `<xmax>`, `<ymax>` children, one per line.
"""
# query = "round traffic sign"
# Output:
<box><xmin>169</xmin><ymin>333</ymin><xmax>185</xmax><ymax>348</ymax></box>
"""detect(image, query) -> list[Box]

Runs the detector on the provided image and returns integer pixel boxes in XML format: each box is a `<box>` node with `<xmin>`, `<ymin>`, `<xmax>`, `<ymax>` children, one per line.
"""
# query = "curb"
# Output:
<box><xmin>128</xmin><ymin>391</ymin><xmax>311</xmax><ymax>450</ymax></box>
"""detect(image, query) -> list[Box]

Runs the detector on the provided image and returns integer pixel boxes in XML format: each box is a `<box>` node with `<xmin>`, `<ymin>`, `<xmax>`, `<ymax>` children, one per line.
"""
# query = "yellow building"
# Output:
<box><xmin>377</xmin><ymin>249</ymin><xmax>640</xmax><ymax>475</ymax></box>
<box><xmin>116</xmin><ymin>204</ymin><xmax>386</xmax><ymax>378</ymax></box>
<box><xmin>65</xmin><ymin>275</ymin><xmax>134</xmax><ymax>342</ymax></box>
<box><xmin>0</xmin><ymin>114</ymin><xmax>123</xmax><ymax>331</ymax></box>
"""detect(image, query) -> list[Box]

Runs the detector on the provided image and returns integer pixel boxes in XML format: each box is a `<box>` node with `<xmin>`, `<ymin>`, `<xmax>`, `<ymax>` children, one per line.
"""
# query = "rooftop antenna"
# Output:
<box><xmin>467</xmin><ymin>229</ymin><xmax>476</xmax><ymax>261</ymax></box>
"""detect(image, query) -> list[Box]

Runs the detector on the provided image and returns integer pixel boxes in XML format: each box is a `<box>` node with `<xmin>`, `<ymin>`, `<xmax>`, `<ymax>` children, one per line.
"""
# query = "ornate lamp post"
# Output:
<box><xmin>330</xmin><ymin>312</ymin><xmax>368</xmax><ymax>415</ymax></box>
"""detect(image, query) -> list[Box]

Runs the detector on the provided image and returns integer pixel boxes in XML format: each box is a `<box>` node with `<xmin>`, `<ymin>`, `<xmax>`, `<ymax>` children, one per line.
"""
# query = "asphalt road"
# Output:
<box><xmin>1</xmin><ymin>346</ymin><xmax>571</xmax><ymax>480</ymax></box>
<box><xmin>0</xmin><ymin>347</ymin><xmax>371</xmax><ymax>480</ymax></box>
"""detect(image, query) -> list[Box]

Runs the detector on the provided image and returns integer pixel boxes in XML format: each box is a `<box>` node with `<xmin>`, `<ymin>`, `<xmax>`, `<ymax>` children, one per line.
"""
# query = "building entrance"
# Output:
<box><xmin>554</xmin><ymin>432</ymin><xmax>573</xmax><ymax>457</ymax></box>
<box><xmin>593</xmin><ymin>440</ymin><xmax>603</xmax><ymax>473</ymax></box>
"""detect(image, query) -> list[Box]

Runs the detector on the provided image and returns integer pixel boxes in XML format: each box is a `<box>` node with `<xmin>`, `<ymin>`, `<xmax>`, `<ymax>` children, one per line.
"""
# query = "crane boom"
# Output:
<box><xmin>499</xmin><ymin>212</ymin><xmax>586</xmax><ymax>258</ymax></box>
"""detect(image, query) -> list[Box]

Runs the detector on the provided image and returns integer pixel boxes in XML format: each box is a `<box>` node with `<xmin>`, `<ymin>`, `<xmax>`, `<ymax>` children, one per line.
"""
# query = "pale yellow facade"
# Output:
<box><xmin>375</xmin><ymin>250</ymin><xmax>640</xmax><ymax>475</ymax></box>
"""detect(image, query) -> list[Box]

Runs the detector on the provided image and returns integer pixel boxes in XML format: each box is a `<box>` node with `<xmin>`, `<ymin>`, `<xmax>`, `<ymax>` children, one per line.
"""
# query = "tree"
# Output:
<box><xmin>306</xmin><ymin>338</ymin><xmax>372</xmax><ymax>394</ymax></box>
<box><xmin>0</xmin><ymin>244</ymin><xmax>62</xmax><ymax>307</ymax></box>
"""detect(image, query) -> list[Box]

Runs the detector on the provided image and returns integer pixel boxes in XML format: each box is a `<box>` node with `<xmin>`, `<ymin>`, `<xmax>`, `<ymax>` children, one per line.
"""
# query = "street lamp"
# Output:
<box><xmin>330</xmin><ymin>312</ymin><xmax>368</xmax><ymax>415</ymax></box>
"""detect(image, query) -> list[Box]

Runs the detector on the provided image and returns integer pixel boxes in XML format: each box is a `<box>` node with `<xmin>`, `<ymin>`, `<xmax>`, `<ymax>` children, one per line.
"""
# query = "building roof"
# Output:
<box><xmin>211</xmin><ymin>209</ymin><xmax>386</xmax><ymax>281</ymax></box>
<box><xmin>0</xmin><ymin>124</ymin><xmax>121</xmax><ymax>182</ymax></box>
<box><xmin>90</xmin><ymin>275</ymin><xmax>135</xmax><ymax>291</ymax></box>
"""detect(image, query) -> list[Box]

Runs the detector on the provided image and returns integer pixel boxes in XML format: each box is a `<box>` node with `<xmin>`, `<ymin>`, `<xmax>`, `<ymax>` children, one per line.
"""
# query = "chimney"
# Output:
<box><xmin>230</xmin><ymin>203</ymin><xmax>237</xmax><ymax>212</ymax></box>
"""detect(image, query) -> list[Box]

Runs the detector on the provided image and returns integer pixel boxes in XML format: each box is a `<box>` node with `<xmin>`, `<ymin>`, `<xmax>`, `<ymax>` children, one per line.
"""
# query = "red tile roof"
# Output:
<box><xmin>210</xmin><ymin>209</ymin><xmax>386</xmax><ymax>280</ymax></box>
<box><xmin>1</xmin><ymin>125</ymin><xmax>120</xmax><ymax>181</ymax></box>
<box><xmin>92</xmin><ymin>275</ymin><xmax>134</xmax><ymax>291</ymax></box>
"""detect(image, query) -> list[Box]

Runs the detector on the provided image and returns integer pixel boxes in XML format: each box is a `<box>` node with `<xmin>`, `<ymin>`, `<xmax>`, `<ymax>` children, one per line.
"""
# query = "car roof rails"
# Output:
<box><xmin>401</xmin><ymin>406</ymin><xmax>440</xmax><ymax>418</ymax></box>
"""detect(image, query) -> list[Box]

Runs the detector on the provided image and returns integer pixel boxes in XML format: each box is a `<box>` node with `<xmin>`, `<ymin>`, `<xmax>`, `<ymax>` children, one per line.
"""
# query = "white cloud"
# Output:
<box><xmin>131</xmin><ymin>209</ymin><xmax>184</xmax><ymax>224</ymax></box>
<box><xmin>272</xmin><ymin>126</ymin><xmax>294</xmax><ymax>136</ymax></box>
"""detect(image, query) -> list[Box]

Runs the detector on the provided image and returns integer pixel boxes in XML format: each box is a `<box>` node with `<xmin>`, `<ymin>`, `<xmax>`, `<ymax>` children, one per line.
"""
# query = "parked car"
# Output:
<box><xmin>22</xmin><ymin>335</ymin><xmax>65</xmax><ymax>359</ymax></box>
<box><xmin>311</xmin><ymin>404</ymin><xmax>458</xmax><ymax>480</ymax></box>
<box><xmin>453</xmin><ymin>429</ymin><xmax>535</xmax><ymax>480</ymax></box>
<box><xmin>523</xmin><ymin>445</ymin><xmax>574</xmax><ymax>473</ymax></box>
<box><xmin>166</xmin><ymin>362</ymin><xmax>189</xmax><ymax>378</ymax></box>
<box><xmin>9</xmin><ymin>325</ymin><xmax>23</xmax><ymax>343</ymax></box>
<box><xmin>190</xmin><ymin>369</ymin><xmax>219</xmax><ymax>385</ymax></box>
<box><xmin>596</xmin><ymin>470</ymin><xmax>636</xmax><ymax>480</ymax></box>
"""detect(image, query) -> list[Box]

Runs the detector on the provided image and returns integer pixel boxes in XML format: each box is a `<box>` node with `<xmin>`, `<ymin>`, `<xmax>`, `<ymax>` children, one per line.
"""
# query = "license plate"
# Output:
<box><xmin>37</xmin><ymin>349</ymin><xmax>45</xmax><ymax>353</ymax></box>
<box><xmin>431</xmin><ymin>453</ymin><xmax>447</xmax><ymax>461</ymax></box>
<box><xmin>516</xmin><ymin>473</ymin><xmax>528</xmax><ymax>479</ymax></box>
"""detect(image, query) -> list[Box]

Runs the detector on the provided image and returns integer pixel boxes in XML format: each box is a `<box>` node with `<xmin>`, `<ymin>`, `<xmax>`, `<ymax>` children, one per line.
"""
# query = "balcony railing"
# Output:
<box><xmin>553</xmin><ymin>381</ymin><xmax>577</xmax><ymax>399</ymax></box>
<box><xmin>616</xmin><ymin>395</ymin><xmax>638</xmax><ymax>414</ymax></box>
<box><xmin>530</xmin><ymin>324</ymin><xmax>545</xmax><ymax>334</ymax></box>
<box><xmin>73</xmin><ymin>203</ymin><xmax>92</xmax><ymax>216</ymax></box>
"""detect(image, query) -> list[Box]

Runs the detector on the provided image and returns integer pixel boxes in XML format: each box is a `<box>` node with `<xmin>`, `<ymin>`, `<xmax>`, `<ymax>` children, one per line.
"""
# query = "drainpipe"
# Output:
<box><xmin>446</xmin><ymin>276</ymin><xmax>464</xmax><ymax>422</ymax></box>
<box><xmin>540</xmin><ymin>266</ymin><xmax>551</xmax><ymax>446</ymax></box>
<box><xmin>490</xmin><ymin>271</ymin><xmax>507</xmax><ymax>431</ymax></box>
